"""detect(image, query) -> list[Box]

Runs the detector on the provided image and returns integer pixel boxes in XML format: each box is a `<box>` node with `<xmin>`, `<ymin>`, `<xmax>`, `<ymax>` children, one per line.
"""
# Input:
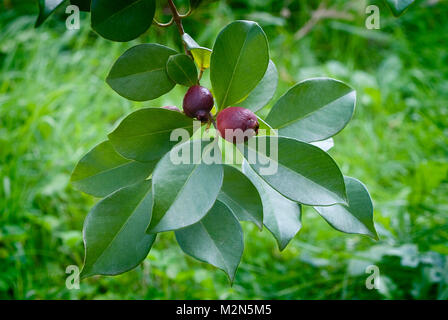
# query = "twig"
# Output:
<box><xmin>153</xmin><ymin>17</ymin><xmax>174</xmax><ymax>28</ymax></box>
<box><xmin>294</xmin><ymin>3</ymin><xmax>353</xmax><ymax>40</ymax></box>
<box><xmin>209</xmin><ymin>112</ymin><xmax>217</xmax><ymax>130</ymax></box>
<box><xmin>167</xmin><ymin>0</ymin><xmax>185</xmax><ymax>35</ymax></box>
<box><xmin>166</xmin><ymin>0</ymin><xmax>191</xmax><ymax>56</ymax></box>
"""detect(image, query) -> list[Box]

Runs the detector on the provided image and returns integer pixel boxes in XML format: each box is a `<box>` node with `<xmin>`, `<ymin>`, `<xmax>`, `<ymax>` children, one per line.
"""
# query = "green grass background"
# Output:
<box><xmin>0</xmin><ymin>0</ymin><xmax>447</xmax><ymax>299</ymax></box>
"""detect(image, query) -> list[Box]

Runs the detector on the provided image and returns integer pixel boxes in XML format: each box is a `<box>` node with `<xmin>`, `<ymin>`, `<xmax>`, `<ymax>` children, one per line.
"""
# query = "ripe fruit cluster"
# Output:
<box><xmin>165</xmin><ymin>85</ymin><xmax>259</xmax><ymax>144</ymax></box>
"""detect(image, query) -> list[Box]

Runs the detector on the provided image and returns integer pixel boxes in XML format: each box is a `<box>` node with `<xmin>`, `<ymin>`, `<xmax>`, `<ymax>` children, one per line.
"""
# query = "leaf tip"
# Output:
<box><xmin>369</xmin><ymin>229</ymin><xmax>380</xmax><ymax>241</ymax></box>
<box><xmin>227</xmin><ymin>270</ymin><xmax>237</xmax><ymax>286</ymax></box>
<box><xmin>278</xmin><ymin>244</ymin><xmax>287</xmax><ymax>252</ymax></box>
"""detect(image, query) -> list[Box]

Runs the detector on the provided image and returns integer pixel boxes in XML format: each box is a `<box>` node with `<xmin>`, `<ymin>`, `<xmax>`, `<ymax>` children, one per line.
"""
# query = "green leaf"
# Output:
<box><xmin>237</xmin><ymin>60</ymin><xmax>278</xmax><ymax>112</ymax></box>
<box><xmin>217</xmin><ymin>165</ymin><xmax>263</xmax><ymax>229</ymax></box>
<box><xmin>211</xmin><ymin>20</ymin><xmax>269</xmax><ymax>109</ymax></box>
<box><xmin>314</xmin><ymin>176</ymin><xmax>378</xmax><ymax>240</ymax></box>
<box><xmin>108</xmin><ymin>107</ymin><xmax>194</xmax><ymax>162</ymax></box>
<box><xmin>182</xmin><ymin>34</ymin><xmax>212</xmax><ymax>71</ymax></box>
<box><xmin>238</xmin><ymin>136</ymin><xmax>347</xmax><ymax>206</ymax></box>
<box><xmin>91</xmin><ymin>0</ymin><xmax>156</xmax><ymax>42</ymax></box>
<box><xmin>70</xmin><ymin>0</ymin><xmax>90</xmax><ymax>11</ymax></box>
<box><xmin>81</xmin><ymin>180</ymin><xmax>155</xmax><ymax>278</ymax></box>
<box><xmin>35</xmin><ymin>0</ymin><xmax>66</xmax><ymax>27</ymax></box>
<box><xmin>385</xmin><ymin>0</ymin><xmax>415</xmax><ymax>16</ymax></box>
<box><xmin>71</xmin><ymin>141</ymin><xmax>157</xmax><ymax>197</ymax></box>
<box><xmin>107</xmin><ymin>44</ymin><xmax>177</xmax><ymax>101</ymax></box>
<box><xmin>175</xmin><ymin>200</ymin><xmax>243</xmax><ymax>281</ymax></box>
<box><xmin>218</xmin><ymin>136</ymin><xmax>245</xmax><ymax>165</ymax></box>
<box><xmin>148</xmin><ymin>140</ymin><xmax>223</xmax><ymax>233</ymax></box>
<box><xmin>242</xmin><ymin>161</ymin><xmax>301</xmax><ymax>251</ymax></box>
<box><xmin>266</xmin><ymin>78</ymin><xmax>356</xmax><ymax>143</ymax></box>
<box><xmin>257</xmin><ymin>116</ymin><xmax>277</xmax><ymax>137</ymax></box>
<box><xmin>166</xmin><ymin>54</ymin><xmax>198</xmax><ymax>87</ymax></box>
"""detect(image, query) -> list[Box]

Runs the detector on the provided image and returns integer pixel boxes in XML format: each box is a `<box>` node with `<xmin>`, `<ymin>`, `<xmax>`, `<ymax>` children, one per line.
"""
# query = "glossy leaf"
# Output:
<box><xmin>237</xmin><ymin>60</ymin><xmax>278</xmax><ymax>112</ymax></box>
<box><xmin>108</xmin><ymin>108</ymin><xmax>194</xmax><ymax>162</ymax></box>
<box><xmin>70</xmin><ymin>0</ymin><xmax>90</xmax><ymax>11</ymax></box>
<box><xmin>91</xmin><ymin>0</ymin><xmax>156</xmax><ymax>42</ymax></box>
<box><xmin>166</xmin><ymin>54</ymin><xmax>198</xmax><ymax>87</ymax></box>
<box><xmin>211</xmin><ymin>20</ymin><xmax>269</xmax><ymax>109</ymax></box>
<box><xmin>257</xmin><ymin>117</ymin><xmax>277</xmax><ymax>137</ymax></box>
<box><xmin>238</xmin><ymin>136</ymin><xmax>347</xmax><ymax>206</ymax></box>
<box><xmin>242</xmin><ymin>161</ymin><xmax>302</xmax><ymax>251</ymax></box>
<box><xmin>35</xmin><ymin>0</ymin><xmax>65</xmax><ymax>27</ymax></box>
<box><xmin>182</xmin><ymin>34</ymin><xmax>212</xmax><ymax>71</ymax></box>
<box><xmin>266</xmin><ymin>78</ymin><xmax>356</xmax><ymax>143</ymax></box>
<box><xmin>148</xmin><ymin>140</ymin><xmax>223</xmax><ymax>233</ymax></box>
<box><xmin>385</xmin><ymin>0</ymin><xmax>415</xmax><ymax>16</ymax></box>
<box><xmin>107</xmin><ymin>44</ymin><xmax>177</xmax><ymax>101</ymax></box>
<box><xmin>217</xmin><ymin>165</ymin><xmax>263</xmax><ymax>229</ymax></box>
<box><xmin>81</xmin><ymin>180</ymin><xmax>155</xmax><ymax>278</ymax></box>
<box><xmin>175</xmin><ymin>200</ymin><xmax>243</xmax><ymax>281</ymax></box>
<box><xmin>314</xmin><ymin>176</ymin><xmax>379</xmax><ymax>240</ymax></box>
<box><xmin>71</xmin><ymin>141</ymin><xmax>156</xmax><ymax>197</ymax></box>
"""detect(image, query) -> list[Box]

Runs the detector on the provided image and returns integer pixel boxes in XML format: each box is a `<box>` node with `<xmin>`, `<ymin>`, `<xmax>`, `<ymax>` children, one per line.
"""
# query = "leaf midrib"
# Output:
<box><xmin>73</xmin><ymin>160</ymin><xmax>133</xmax><ymax>182</ymax></box>
<box><xmin>245</xmin><ymin>143</ymin><xmax>343</xmax><ymax>204</ymax></box>
<box><xmin>88</xmin><ymin>184</ymin><xmax>151</xmax><ymax>272</ymax></box>
<box><xmin>219</xmin><ymin>25</ymin><xmax>252</xmax><ymax>108</ymax></box>
<box><xmin>199</xmin><ymin>219</ymin><xmax>231</xmax><ymax>276</ymax></box>
<box><xmin>219</xmin><ymin>191</ymin><xmax>254</xmax><ymax>223</ymax></box>
<box><xmin>113</xmin><ymin>124</ymin><xmax>193</xmax><ymax>139</ymax></box>
<box><xmin>151</xmin><ymin>163</ymin><xmax>200</xmax><ymax>229</ymax></box>
<box><xmin>108</xmin><ymin>67</ymin><xmax>165</xmax><ymax>81</ymax></box>
<box><xmin>254</xmin><ymin>166</ymin><xmax>298</xmax><ymax>240</ymax></box>
<box><xmin>275</xmin><ymin>90</ymin><xmax>354</xmax><ymax>129</ymax></box>
<box><xmin>314</xmin><ymin>204</ymin><xmax>375</xmax><ymax>237</ymax></box>
<box><xmin>171</xmin><ymin>58</ymin><xmax>196</xmax><ymax>86</ymax></box>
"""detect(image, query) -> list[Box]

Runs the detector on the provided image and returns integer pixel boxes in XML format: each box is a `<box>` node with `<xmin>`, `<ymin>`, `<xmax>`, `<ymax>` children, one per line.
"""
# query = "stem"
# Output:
<box><xmin>294</xmin><ymin>2</ymin><xmax>353</xmax><ymax>40</ymax></box>
<box><xmin>198</xmin><ymin>69</ymin><xmax>204</xmax><ymax>82</ymax></box>
<box><xmin>166</xmin><ymin>0</ymin><xmax>191</xmax><ymax>56</ymax></box>
<box><xmin>209</xmin><ymin>112</ymin><xmax>217</xmax><ymax>130</ymax></box>
<box><xmin>167</xmin><ymin>0</ymin><xmax>184</xmax><ymax>35</ymax></box>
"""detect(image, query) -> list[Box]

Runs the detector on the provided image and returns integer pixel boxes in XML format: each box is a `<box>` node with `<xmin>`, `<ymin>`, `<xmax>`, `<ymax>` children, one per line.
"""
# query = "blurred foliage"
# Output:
<box><xmin>0</xmin><ymin>0</ymin><xmax>447</xmax><ymax>299</ymax></box>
